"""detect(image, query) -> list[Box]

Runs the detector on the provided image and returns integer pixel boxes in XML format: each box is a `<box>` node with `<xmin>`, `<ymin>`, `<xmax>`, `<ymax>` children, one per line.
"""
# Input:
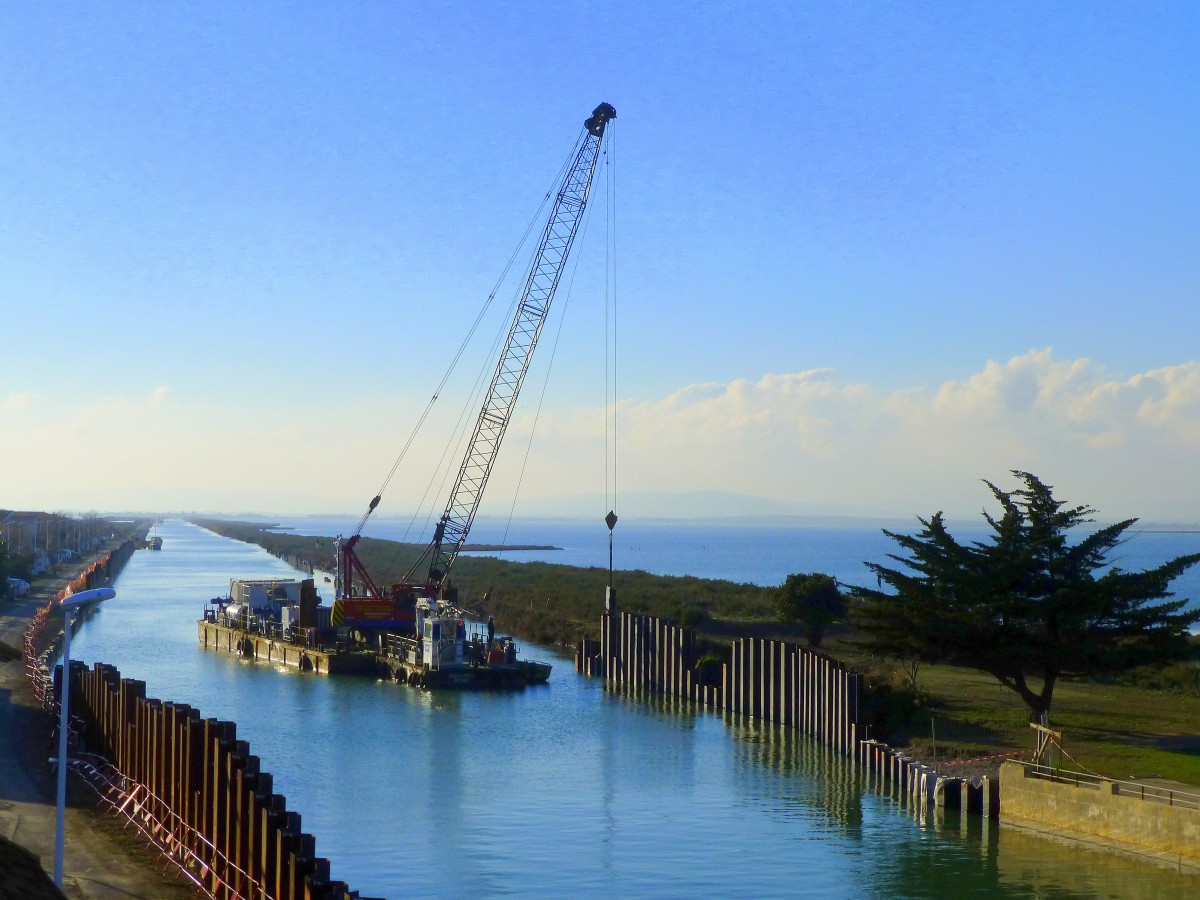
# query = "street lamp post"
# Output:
<box><xmin>54</xmin><ymin>585</ymin><xmax>115</xmax><ymax>889</ymax></box>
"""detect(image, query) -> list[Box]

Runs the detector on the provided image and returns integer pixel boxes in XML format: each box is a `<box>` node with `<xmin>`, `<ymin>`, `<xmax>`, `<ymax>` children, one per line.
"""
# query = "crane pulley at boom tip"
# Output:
<box><xmin>586</xmin><ymin>102</ymin><xmax>617</xmax><ymax>136</ymax></box>
<box><xmin>333</xmin><ymin>100</ymin><xmax>617</xmax><ymax>633</ymax></box>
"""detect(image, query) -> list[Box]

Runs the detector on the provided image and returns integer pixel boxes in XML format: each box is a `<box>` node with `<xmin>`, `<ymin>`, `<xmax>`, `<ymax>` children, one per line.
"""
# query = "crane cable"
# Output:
<box><xmin>403</xmin><ymin>135</ymin><xmax>592</xmax><ymax>547</ymax></box>
<box><xmin>353</xmin><ymin>134</ymin><xmax>587</xmax><ymax>539</ymax></box>
<box><xmin>498</xmin><ymin>124</ymin><xmax>617</xmax><ymax>550</ymax></box>
<box><xmin>606</xmin><ymin>118</ymin><xmax>618</xmax><ymax>520</ymax></box>
<box><xmin>400</xmin><ymin>285</ymin><xmax>520</xmax><ymax>544</ymax></box>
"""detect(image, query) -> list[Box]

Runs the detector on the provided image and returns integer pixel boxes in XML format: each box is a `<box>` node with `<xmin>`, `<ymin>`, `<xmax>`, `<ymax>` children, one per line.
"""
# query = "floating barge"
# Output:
<box><xmin>198</xmin><ymin>577</ymin><xmax>551</xmax><ymax>688</ymax></box>
<box><xmin>198</xmin><ymin>615</ymin><xmax>378</xmax><ymax>674</ymax></box>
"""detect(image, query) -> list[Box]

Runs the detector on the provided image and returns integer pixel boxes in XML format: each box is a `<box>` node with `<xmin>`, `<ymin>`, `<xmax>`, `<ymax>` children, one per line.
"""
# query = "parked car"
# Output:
<box><xmin>6</xmin><ymin>577</ymin><xmax>31</xmax><ymax>597</ymax></box>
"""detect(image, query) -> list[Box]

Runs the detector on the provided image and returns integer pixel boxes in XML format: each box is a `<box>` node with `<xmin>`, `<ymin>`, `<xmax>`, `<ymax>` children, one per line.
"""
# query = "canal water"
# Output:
<box><xmin>68</xmin><ymin>520</ymin><xmax>1197</xmax><ymax>898</ymax></box>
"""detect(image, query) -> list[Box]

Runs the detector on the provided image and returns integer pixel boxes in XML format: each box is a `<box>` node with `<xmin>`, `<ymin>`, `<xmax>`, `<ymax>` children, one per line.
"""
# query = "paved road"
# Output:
<box><xmin>0</xmin><ymin>559</ymin><xmax>194</xmax><ymax>899</ymax></box>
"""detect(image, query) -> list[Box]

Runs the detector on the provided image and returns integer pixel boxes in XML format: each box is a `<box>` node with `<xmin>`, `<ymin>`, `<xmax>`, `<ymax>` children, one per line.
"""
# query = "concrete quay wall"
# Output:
<box><xmin>1000</xmin><ymin>760</ymin><xmax>1200</xmax><ymax>870</ymax></box>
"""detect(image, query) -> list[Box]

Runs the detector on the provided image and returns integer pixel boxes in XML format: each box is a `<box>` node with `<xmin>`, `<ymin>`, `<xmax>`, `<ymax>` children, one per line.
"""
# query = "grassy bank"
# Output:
<box><xmin>824</xmin><ymin>631</ymin><xmax>1200</xmax><ymax>786</ymax></box>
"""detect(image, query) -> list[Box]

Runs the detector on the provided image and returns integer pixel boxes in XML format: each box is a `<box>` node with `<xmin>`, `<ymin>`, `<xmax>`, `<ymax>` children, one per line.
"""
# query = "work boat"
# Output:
<box><xmin>377</xmin><ymin>595</ymin><xmax>552</xmax><ymax>689</ymax></box>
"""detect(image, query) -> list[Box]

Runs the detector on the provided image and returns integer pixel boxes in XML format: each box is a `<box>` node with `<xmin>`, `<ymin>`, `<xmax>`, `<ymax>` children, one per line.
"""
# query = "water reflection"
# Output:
<box><xmin>725</xmin><ymin>715</ymin><xmax>864</xmax><ymax>836</ymax></box>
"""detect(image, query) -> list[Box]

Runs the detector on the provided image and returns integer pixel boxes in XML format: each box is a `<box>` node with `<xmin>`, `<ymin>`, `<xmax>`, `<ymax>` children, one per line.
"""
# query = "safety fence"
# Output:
<box><xmin>23</xmin><ymin>540</ymin><xmax>138</xmax><ymax>709</ymax></box>
<box><xmin>1018</xmin><ymin>761</ymin><xmax>1200</xmax><ymax>811</ymax></box>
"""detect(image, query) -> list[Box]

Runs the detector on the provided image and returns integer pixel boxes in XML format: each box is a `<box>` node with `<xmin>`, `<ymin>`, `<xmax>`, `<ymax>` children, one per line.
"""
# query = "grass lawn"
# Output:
<box><xmin>818</xmin><ymin>629</ymin><xmax>1200</xmax><ymax>786</ymax></box>
<box><xmin>696</xmin><ymin>618</ymin><xmax>1200</xmax><ymax>785</ymax></box>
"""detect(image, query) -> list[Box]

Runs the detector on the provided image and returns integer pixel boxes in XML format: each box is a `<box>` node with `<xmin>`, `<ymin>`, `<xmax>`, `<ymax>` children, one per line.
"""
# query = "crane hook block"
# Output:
<box><xmin>585</xmin><ymin>102</ymin><xmax>617</xmax><ymax>137</ymax></box>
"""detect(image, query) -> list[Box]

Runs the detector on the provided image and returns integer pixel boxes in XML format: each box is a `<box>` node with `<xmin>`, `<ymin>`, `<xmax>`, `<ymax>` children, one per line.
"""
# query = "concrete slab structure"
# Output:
<box><xmin>999</xmin><ymin>759</ymin><xmax>1200</xmax><ymax>871</ymax></box>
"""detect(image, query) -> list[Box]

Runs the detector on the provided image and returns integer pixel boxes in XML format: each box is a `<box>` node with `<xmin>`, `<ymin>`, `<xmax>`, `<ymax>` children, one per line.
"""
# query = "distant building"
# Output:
<box><xmin>2</xmin><ymin>510</ymin><xmax>95</xmax><ymax>559</ymax></box>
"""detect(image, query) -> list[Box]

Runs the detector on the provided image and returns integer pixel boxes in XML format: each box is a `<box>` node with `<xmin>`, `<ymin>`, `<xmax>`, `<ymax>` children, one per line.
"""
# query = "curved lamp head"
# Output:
<box><xmin>61</xmin><ymin>587</ymin><xmax>115</xmax><ymax>609</ymax></box>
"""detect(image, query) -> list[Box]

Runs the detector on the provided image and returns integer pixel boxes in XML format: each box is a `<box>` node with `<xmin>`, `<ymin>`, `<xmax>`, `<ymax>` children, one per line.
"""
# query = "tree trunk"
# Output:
<box><xmin>1007</xmin><ymin>671</ymin><xmax>1057</xmax><ymax>721</ymax></box>
<box><xmin>808</xmin><ymin>621</ymin><xmax>825</xmax><ymax>648</ymax></box>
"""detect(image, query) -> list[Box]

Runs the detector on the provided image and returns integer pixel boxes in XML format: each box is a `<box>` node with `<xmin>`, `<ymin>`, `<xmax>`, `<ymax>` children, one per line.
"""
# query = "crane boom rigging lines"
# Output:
<box><xmin>408</xmin><ymin>102</ymin><xmax>617</xmax><ymax>586</ymax></box>
<box><xmin>333</xmin><ymin>102</ymin><xmax>616</xmax><ymax>631</ymax></box>
<box><xmin>351</xmin><ymin>154</ymin><xmax>576</xmax><ymax>542</ymax></box>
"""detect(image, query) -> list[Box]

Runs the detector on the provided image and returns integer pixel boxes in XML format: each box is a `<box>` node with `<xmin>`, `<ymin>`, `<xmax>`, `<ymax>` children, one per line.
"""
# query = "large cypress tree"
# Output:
<box><xmin>850</xmin><ymin>471</ymin><xmax>1200</xmax><ymax>720</ymax></box>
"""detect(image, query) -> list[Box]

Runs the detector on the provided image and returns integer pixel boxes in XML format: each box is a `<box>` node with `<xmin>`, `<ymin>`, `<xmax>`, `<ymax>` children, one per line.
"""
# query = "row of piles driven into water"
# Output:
<box><xmin>577</xmin><ymin>610</ymin><xmax>1000</xmax><ymax>818</ymax></box>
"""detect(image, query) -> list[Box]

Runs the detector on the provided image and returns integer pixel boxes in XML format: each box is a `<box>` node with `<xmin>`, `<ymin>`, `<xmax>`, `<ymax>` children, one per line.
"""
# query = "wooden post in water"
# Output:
<box><xmin>748</xmin><ymin>639</ymin><xmax>761</xmax><ymax>720</ymax></box>
<box><xmin>732</xmin><ymin>640</ymin><xmax>744</xmax><ymax>715</ymax></box>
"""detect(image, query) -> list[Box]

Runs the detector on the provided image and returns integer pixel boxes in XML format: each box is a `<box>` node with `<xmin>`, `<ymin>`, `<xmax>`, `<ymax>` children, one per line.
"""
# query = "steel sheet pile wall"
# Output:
<box><xmin>856</xmin><ymin>739</ymin><xmax>1000</xmax><ymax>819</ymax></box>
<box><xmin>583</xmin><ymin>611</ymin><xmax>861</xmax><ymax>756</ymax></box>
<box><xmin>66</xmin><ymin>661</ymin><xmax>374</xmax><ymax>900</ymax></box>
<box><xmin>86</xmin><ymin>539</ymin><xmax>136</xmax><ymax>589</ymax></box>
<box><xmin>579</xmin><ymin>613</ymin><xmax>1002</xmax><ymax>816</ymax></box>
<box><xmin>266</xmin><ymin>549</ymin><xmax>315</xmax><ymax>575</ymax></box>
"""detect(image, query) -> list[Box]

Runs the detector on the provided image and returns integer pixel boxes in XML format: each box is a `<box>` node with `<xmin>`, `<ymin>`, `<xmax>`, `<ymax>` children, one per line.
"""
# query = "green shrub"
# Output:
<box><xmin>859</xmin><ymin>667</ymin><xmax>931</xmax><ymax>743</ymax></box>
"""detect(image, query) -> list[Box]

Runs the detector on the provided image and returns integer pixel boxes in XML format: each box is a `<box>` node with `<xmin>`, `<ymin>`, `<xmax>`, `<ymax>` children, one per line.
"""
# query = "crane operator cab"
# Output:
<box><xmin>415</xmin><ymin>596</ymin><xmax>462</xmax><ymax>671</ymax></box>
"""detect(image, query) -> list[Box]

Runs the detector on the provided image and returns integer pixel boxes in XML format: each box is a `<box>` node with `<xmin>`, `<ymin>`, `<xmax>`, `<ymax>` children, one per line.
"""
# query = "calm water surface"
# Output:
<box><xmin>68</xmin><ymin>520</ymin><xmax>1197</xmax><ymax>897</ymax></box>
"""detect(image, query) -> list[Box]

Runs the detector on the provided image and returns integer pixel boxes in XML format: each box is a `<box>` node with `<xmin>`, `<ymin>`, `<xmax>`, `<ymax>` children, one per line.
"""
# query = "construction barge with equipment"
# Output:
<box><xmin>195</xmin><ymin>100</ymin><xmax>615</xmax><ymax>692</ymax></box>
<box><xmin>198</xmin><ymin>576</ymin><xmax>551</xmax><ymax>687</ymax></box>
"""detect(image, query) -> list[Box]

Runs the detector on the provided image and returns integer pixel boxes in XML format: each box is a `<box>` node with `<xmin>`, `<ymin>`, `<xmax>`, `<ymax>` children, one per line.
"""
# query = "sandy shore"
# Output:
<box><xmin>0</xmin><ymin>555</ymin><xmax>196</xmax><ymax>899</ymax></box>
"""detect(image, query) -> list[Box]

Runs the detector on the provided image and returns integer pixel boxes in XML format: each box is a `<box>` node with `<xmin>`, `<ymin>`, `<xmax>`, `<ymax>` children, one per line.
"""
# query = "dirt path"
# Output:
<box><xmin>0</xmin><ymin>558</ymin><xmax>196</xmax><ymax>899</ymax></box>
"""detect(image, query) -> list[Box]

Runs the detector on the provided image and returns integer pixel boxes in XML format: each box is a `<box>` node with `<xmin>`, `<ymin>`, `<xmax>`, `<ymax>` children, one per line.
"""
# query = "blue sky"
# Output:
<box><xmin>2</xmin><ymin>2</ymin><xmax>1198</xmax><ymax>522</ymax></box>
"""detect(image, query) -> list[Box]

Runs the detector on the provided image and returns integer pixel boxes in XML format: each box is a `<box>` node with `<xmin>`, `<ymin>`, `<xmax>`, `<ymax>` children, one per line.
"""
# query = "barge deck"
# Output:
<box><xmin>198</xmin><ymin>602</ymin><xmax>552</xmax><ymax>689</ymax></box>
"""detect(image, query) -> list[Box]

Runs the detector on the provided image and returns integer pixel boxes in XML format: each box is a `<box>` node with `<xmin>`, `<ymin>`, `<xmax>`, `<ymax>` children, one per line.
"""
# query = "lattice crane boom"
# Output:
<box><xmin>333</xmin><ymin>102</ymin><xmax>615</xmax><ymax>630</ymax></box>
<box><xmin>409</xmin><ymin>101</ymin><xmax>616</xmax><ymax>588</ymax></box>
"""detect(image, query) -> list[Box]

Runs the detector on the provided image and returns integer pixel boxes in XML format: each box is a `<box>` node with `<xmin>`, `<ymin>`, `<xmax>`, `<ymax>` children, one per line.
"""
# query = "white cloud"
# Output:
<box><xmin>517</xmin><ymin>350</ymin><xmax>1200</xmax><ymax>520</ymax></box>
<box><xmin>4</xmin><ymin>355</ymin><xmax>1200</xmax><ymax>520</ymax></box>
<box><xmin>2</xmin><ymin>392</ymin><xmax>35</xmax><ymax>413</ymax></box>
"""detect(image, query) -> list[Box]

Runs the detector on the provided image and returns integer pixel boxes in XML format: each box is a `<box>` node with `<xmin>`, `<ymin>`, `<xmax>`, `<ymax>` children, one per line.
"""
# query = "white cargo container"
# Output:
<box><xmin>228</xmin><ymin>578</ymin><xmax>304</xmax><ymax>611</ymax></box>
